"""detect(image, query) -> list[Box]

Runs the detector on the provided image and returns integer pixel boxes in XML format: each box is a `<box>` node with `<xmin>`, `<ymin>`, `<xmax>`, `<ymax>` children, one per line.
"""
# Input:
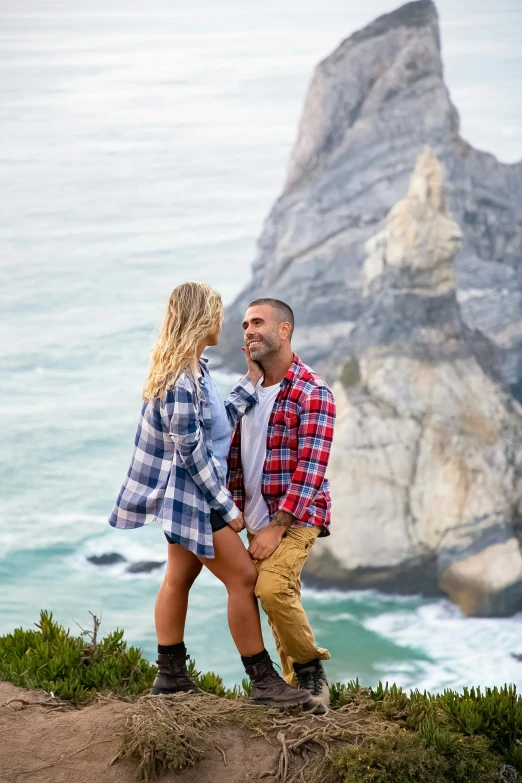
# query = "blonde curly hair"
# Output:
<box><xmin>142</xmin><ymin>282</ymin><xmax>223</xmax><ymax>401</ymax></box>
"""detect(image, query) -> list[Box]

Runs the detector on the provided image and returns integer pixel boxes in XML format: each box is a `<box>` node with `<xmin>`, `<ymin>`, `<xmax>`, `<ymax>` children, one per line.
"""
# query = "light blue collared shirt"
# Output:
<box><xmin>201</xmin><ymin>366</ymin><xmax>232</xmax><ymax>483</ymax></box>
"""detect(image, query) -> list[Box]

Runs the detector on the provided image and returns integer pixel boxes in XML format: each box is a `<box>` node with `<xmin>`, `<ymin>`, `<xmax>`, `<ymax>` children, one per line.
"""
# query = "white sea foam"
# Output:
<box><xmin>322</xmin><ymin>612</ymin><xmax>357</xmax><ymax>623</ymax></box>
<box><xmin>302</xmin><ymin>585</ymin><xmax>422</xmax><ymax>607</ymax></box>
<box><xmin>363</xmin><ymin>600</ymin><xmax>522</xmax><ymax>692</ymax></box>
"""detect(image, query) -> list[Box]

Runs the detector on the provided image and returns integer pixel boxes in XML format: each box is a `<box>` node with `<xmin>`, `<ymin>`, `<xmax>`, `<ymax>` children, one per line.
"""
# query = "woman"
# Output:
<box><xmin>109</xmin><ymin>282</ymin><xmax>311</xmax><ymax>708</ymax></box>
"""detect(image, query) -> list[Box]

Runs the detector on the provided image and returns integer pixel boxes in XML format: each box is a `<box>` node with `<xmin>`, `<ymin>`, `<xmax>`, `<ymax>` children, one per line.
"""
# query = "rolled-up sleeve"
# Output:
<box><xmin>224</xmin><ymin>376</ymin><xmax>258</xmax><ymax>428</ymax></box>
<box><xmin>167</xmin><ymin>380</ymin><xmax>239</xmax><ymax>522</ymax></box>
<box><xmin>278</xmin><ymin>386</ymin><xmax>336</xmax><ymax>521</ymax></box>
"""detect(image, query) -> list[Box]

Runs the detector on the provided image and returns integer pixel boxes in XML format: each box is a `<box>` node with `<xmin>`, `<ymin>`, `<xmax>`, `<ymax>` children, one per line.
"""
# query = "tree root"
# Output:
<box><xmin>258</xmin><ymin>706</ymin><xmax>377</xmax><ymax>783</ymax></box>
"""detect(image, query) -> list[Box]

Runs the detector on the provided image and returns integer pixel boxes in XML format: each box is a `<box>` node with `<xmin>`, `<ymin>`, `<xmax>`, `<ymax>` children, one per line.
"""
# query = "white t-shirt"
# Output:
<box><xmin>241</xmin><ymin>379</ymin><xmax>281</xmax><ymax>533</ymax></box>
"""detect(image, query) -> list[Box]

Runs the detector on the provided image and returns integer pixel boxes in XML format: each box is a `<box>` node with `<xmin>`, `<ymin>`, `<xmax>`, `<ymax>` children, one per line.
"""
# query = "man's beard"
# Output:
<box><xmin>249</xmin><ymin>332</ymin><xmax>280</xmax><ymax>363</ymax></box>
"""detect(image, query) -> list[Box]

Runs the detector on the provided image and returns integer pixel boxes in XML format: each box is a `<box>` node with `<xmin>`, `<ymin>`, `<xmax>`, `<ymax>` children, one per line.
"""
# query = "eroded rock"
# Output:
<box><xmin>304</xmin><ymin>149</ymin><xmax>522</xmax><ymax>617</ymax></box>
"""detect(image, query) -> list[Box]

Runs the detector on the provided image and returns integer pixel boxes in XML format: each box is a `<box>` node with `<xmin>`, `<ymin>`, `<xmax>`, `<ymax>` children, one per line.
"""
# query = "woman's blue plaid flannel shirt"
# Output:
<box><xmin>109</xmin><ymin>358</ymin><xmax>257</xmax><ymax>558</ymax></box>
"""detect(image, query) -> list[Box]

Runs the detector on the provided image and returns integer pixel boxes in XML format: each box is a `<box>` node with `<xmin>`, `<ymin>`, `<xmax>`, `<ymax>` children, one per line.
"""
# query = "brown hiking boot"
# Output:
<box><xmin>245</xmin><ymin>654</ymin><xmax>312</xmax><ymax>708</ymax></box>
<box><xmin>150</xmin><ymin>652</ymin><xmax>204</xmax><ymax>695</ymax></box>
<box><xmin>294</xmin><ymin>659</ymin><xmax>330</xmax><ymax>714</ymax></box>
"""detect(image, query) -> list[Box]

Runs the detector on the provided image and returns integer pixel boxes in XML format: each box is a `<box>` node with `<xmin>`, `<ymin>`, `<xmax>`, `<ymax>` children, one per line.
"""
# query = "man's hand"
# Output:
<box><xmin>229</xmin><ymin>511</ymin><xmax>245</xmax><ymax>534</ymax></box>
<box><xmin>247</xmin><ymin>511</ymin><xmax>294</xmax><ymax>560</ymax></box>
<box><xmin>242</xmin><ymin>343</ymin><xmax>263</xmax><ymax>386</ymax></box>
<box><xmin>248</xmin><ymin>526</ymin><xmax>284</xmax><ymax>560</ymax></box>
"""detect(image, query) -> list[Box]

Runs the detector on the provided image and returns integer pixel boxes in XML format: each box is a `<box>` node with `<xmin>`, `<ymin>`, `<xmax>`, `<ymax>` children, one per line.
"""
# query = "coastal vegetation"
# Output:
<box><xmin>0</xmin><ymin>613</ymin><xmax>520</xmax><ymax>782</ymax></box>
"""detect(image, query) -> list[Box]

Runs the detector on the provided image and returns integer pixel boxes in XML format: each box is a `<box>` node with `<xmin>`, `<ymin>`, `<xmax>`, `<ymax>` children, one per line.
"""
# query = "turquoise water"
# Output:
<box><xmin>1</xmin><ymin>0</ymin><xmax>522</xmax><ymax>692</ymax></box>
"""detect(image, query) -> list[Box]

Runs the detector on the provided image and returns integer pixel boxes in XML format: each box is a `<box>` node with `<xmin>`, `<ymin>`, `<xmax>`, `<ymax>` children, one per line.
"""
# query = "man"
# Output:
<box><xmin>227</xmin><ymin>298</ymin><xmax>336</xmax><ymax>710</ymax></box>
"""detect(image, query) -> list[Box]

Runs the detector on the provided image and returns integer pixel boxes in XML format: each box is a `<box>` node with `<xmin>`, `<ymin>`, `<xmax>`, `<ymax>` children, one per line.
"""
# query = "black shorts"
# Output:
<box><xmin>164</xmin><ymin>510</ymin><xmax>227</xmax><ymax>545</ymax></box>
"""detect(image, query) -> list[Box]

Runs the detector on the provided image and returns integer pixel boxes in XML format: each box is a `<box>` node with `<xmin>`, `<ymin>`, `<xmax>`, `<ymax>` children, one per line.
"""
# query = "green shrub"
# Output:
<box><xmin>439</xmin><ymin>685</ymin><xmax>522</xmax><ymax>765</ymax></box>
<box><xmin>0</xmin><ymin>610</ymin><xmax>156</xmax><ymax>701</ymax></box>
<box><xmin>329</xmin><ymin>678</ymin><xmax>363</xmax><ymax>708</ymax></box>
<box><xmin>332</xmin><ymin>728</ymin><xmax>497</xmax><ymax>783</ymax></box>
<box><xmin>329</xmin><ymin>681</ymin><xmax>522</xmax><ymax>783</ymax></box>
<box><xmin>360</xmin><ymin>681</ymin><xmax>522</xmax><ymax>774</ymax></box>
<box><xmin>186</xmin><ymin>659</ymin><xmax>245</xmax><ymax>699</ymax></box>
<box><xmin>0</xmin><ymin>611</ymin><xmax>251</xmax><ymax>703</ymax></box>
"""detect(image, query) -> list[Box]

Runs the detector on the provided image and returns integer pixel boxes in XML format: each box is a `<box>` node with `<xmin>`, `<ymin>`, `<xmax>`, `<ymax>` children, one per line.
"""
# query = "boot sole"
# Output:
<box><xmin>252</xmin><ymin>692</ymin><xmax>313</xmax><ymax>708</ymax></box>
<box><xmin>301</xmin><ymin>699</ymin><xmax>328</xmax><ymax>715</ymax></box>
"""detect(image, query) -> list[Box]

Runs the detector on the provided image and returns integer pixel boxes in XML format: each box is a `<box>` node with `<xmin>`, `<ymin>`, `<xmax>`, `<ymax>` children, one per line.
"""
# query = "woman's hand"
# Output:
<box><xmin>242</xmin><ymin>343</ymin><xmax>263</xmax><ymax>385</ymax></box>
<box><xmin>229</xmin><ymin>511</ymin><xmax>245</xmax><ymax>533</ymax></box>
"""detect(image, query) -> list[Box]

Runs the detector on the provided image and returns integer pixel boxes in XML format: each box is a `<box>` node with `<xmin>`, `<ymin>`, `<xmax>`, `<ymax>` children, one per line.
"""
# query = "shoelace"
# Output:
<box><xmin>254</xmin><ymin>660</ymin><xmax>288</xmax><ymax>692</ymax></box>
<box><xmin>296</xmin><ymin>666</ymin><xmax>326</xmax><ymax>696</ymax></box>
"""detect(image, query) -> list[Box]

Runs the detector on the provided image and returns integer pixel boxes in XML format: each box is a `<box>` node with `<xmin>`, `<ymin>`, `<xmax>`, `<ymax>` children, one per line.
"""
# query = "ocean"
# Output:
<box><xmin>1</xmin><ymin>0</ymin><xmax>522</xmax><ymax>692</ymax></box>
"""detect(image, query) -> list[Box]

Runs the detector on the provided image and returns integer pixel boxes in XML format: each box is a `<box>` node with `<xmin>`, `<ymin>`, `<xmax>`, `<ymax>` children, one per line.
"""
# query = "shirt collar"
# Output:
<box><xmin>282</xmin><ymin>353</ymin><xmax>302</xmax><ymax>386</ymax></box>
<box><xmin>198</xmin><ymin>356</ymin><xmax>209</xmax><ymax>381</ymax></box>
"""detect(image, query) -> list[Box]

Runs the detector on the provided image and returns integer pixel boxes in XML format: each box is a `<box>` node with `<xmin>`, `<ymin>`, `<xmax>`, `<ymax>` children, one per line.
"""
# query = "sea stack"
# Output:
<box><xmin>217</xmin><ymin>0</ymin><xmax>522</xmax><ymax>402</ymax></box>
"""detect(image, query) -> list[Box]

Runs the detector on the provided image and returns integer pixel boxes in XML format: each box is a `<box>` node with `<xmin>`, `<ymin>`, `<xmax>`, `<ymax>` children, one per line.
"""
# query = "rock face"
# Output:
<box><xmin>217</xmin><ymin>0</ymin><xmax>522</xmax><ymax>401</ymax></box>
<box><xmin>306</xmin><ymin>148</ymin><xmax>522</xmax><ymax>617</ymax></box>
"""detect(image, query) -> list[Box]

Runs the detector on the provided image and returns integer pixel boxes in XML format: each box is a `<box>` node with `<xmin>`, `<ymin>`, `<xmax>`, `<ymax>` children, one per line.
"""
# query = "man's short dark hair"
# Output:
<box><xmin>248</xmin><ymin>298</ymin><xmax>294</xmax><ymax>339</ymax></box>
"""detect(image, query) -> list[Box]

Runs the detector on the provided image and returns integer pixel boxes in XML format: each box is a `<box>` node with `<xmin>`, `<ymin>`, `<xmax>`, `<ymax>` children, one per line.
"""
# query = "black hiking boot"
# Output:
<box><xmin>245</xmin><ymin>653</ymin><xmax>312</xmax><ymax>708</ymax></box>
<box><xmin>151</xmin><ymin>652</ymin><xmax>204</xmax><ymax>695</ymax></box>
<box><xmin>293</xmin><ymin>659</ymin><xmax>330</xmax><ymax>714</ymax></box>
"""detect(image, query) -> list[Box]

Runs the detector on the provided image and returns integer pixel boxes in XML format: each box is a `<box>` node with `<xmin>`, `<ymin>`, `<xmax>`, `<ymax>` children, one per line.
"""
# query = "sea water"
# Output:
<box><xmin>1</xmin><ymin>0</ymin><xmax>522</xmax><ymax>691</ymax></box>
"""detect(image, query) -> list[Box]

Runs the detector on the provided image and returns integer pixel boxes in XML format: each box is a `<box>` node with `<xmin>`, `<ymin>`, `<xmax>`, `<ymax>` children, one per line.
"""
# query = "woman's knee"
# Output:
<box><xmin>163</xmin><ymin>563</ymin><xmax>201</xmax><ymax>592</ymax></box>
<box><xmin>226</xmin><ymin>563</ymin><xmax>258</xmax><ymax>595</ymax></box>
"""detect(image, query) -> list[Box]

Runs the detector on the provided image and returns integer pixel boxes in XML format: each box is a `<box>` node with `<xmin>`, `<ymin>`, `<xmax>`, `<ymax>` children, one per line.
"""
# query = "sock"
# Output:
<box><xmin>241</xmin><ymin>648</ymin><xmax>269</xmax><ymax>667</ymax></box>
<box><xmin>158</xmin><ymin>641</ymin><xmax>186</xmax><ymax>656</ymax></box>
<box><xmin>293</xmin><ymin>658</ymin><xmax>319</xmax><ymax>671</ymax></box>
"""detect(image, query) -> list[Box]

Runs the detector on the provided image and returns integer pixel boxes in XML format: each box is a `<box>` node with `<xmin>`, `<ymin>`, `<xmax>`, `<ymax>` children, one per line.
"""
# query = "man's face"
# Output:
<box><xmin>242</xmin><ymin>304</ymin><xmax>285</xmax><ymax>362</ymax></box>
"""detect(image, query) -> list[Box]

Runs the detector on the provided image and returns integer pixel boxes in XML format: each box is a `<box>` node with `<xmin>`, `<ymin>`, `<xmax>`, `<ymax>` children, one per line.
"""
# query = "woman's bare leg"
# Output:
<box><xmin>198</xmin><ymin>526</ymin><xmax>264</xmax><ymax>656</ymax></box>
<box><xmin>155</xmin><ymin>542</ymin><xmax>203</xmax><ymax>645</ymax></box>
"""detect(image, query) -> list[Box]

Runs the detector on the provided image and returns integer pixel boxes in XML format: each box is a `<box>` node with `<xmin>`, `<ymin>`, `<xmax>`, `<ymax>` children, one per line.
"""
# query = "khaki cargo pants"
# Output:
<box><xmin>248</xmin><ymin>526</ymin><xmax>330</xmax><ymax>687</ymax></box>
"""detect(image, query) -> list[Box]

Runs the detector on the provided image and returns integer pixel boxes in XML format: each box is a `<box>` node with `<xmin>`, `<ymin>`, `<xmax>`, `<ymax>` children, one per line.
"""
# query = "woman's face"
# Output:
<box><xmin>206</xmin><ymin>320</ymin><xmax>222</xmax><ymax>347</ymax></box>
<box><xmin>206</xmin><ymin>331</ymin><xmax>219</xmax><ymax>347</ymax></box>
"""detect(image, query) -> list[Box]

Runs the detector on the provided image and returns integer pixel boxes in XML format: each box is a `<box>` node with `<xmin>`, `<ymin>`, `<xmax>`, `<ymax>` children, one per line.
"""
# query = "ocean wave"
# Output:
<box><xmin>363</xmin><ymin>600</ymin><xmax>522</xmax><ymax>692</ymax></box>
<box><xmin>302</xmin><ymin>584</ymin><xmax>423</xmax><ymax>607</ymax></box>
<box><xmin>0</xmin><ymin>512</ymin><xmax>109</xmax><ymax>557</ymax></box>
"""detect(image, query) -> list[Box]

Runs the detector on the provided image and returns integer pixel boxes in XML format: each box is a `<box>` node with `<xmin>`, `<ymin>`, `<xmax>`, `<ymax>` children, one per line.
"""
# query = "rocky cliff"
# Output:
<box><xmin>215</xmin><ymin>0</ymin><xmax>522</xmax><ymax>616</ymax></box>
<box><xmin>217</xmin><ymin>0</ymin><xmax>522</xmax><ymax>401</ymax></box>
<box><xmin>305</xmin><ymin>148</ymin><xmax>522</xmax><ymax>617</ymax></box>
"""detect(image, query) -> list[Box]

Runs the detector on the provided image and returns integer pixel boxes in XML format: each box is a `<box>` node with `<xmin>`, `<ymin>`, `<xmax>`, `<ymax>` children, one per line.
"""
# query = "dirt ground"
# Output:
<box><xmin>0</xmin><ymin>682</ymin><xmax>280</xmax><ymax>783</ymax></box>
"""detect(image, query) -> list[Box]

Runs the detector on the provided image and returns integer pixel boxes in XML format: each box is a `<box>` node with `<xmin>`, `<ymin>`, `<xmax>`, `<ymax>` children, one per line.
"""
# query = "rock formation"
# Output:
<box><xmin>305</xmin><ymin>148</ymin><xmax>522</xmax><ymax>617</ymax></box>
<box><xmin>217</xmin><ymin>0</ymin><xmax>522</xmax><ymax>402</ymax></box>
<box><xmin>214</xmin><ymin>0</ymin><xmax>522</xmax><ymax>616</ymax></box>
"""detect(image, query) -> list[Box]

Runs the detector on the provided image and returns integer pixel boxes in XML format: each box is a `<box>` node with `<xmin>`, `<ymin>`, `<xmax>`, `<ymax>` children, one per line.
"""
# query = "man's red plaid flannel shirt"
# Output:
<box><xmin>227</xmin><ymin>354</ymin><xmax>336</xmax><ymax>536</ymax></box>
